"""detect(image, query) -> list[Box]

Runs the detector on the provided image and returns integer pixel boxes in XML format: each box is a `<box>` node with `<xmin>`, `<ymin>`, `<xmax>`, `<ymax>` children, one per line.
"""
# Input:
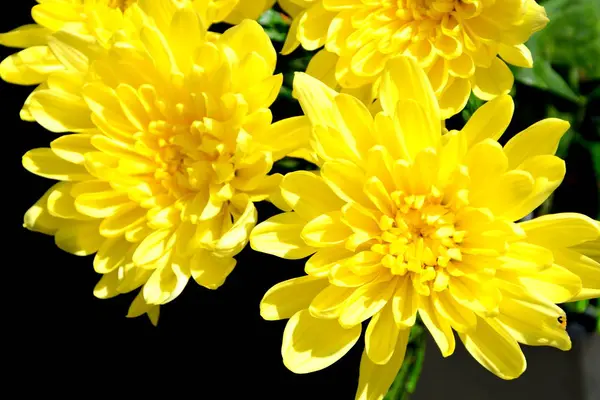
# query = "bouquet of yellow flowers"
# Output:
<box><xmin>3</xmin><ymin>0</ymin><xmax>599</xmax><ymax>398</ymax></box>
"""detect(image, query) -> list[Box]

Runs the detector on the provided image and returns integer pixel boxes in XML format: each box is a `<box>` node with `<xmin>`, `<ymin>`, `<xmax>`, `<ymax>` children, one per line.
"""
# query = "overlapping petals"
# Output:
<box><xmin>22</xmin><ymin>1</ymin><xmax>310</xmax><ymax>323</ymax></box>
<box><xmin>284</xmin><ymin>0</ymin><xmax>548</xmax><ymax>118</ymax></box>
<box><xmin>251</xmin><ymin>55</ymin><xmax>599</xmax><ymax>400</ymax></box>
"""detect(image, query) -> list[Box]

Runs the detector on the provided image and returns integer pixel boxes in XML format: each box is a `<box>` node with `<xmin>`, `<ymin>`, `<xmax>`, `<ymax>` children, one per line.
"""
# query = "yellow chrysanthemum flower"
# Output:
<box><xmin>250</xmin><ymin>56</ymin><xmax>600</xmax><ymax>399</ymax></box>
<box><xmin>22</xmin><ymin>1</ymin><xmax>309</xmax><ymax>324</ymax></box>
<box><xmin>283</xmin><ymin>0</ymin><xmax>549</xmax><ymax>118</ymax></box>
<box><xmin>0</xmin><ymin>0</ymin><xmax>274</xmax><ymax>120</ymax></box>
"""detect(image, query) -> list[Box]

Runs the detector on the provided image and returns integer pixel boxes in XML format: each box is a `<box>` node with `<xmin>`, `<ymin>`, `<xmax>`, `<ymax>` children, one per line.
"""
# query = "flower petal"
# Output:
<box><xmin>23</xmin><ymin>148</ymin><xmax>93</xmax><ymax>181</ymax></box>
<box><xmin>190</xmin><ymin>249</ymin><xmax>236</xmax><ymax>290</ymax></box>
<box><xmin>261</xmin><ymin>276</ymin><xmax>329</xmax><ymax>321</ymax></box>
<box><xmin>519</xmin><ymin>213</ymin><xmax>600</xmax><ymax>249</ymax></box>
<box><xmin>496</xmin><ymin>295</ymin><xmax>571</xmax><ymax>351</ymax></box>
<box><xmin>461</xmin><ymin>94</ymin><xmax>514</xmax><ymax>146</ymax></box>
<box><xmin>281</xmin><ymin>171</ymin><xmax>345</xmax><ymax>221</ymax></box>
<box><xmin>250</xmin><ymin>212</ymin><xmax>316</xmax><ymax>259</ymax></box>
<box><xmin>472</xmin><ymin>58</ymin><xmax>514</xmax><ymax>101</ymax></box>
<box><xmin>379</xmin><ymin>55</ymin><xmax>441</xmax><ymax>130</ymax></box>
<box><xmin>355</xmin><ymin>329</ymin><xmax>410</xmax><ymax>400</ymax></box>
<box><xmin>459</xmin><ymin>317</ymin><xmax>526</xmax><ymax>380</ymax></box>
<box><xmin>504</xmin><ymin>118</ymin><xmax>570</xmax><ymax>169</ymax></box>
<box><xmin>365</xmin><ymin>302</ymin><xmax>400</xmax><ymax>365</ymax></box>
<box><xmin>282</xmin><ymin>309</ymin><xmax>361</xmax><ymax>374</ymax></box>
<box><xmin>419</xmin><ymin>295</ymin><xmax>456</xmax><ymax>357</ymax></box>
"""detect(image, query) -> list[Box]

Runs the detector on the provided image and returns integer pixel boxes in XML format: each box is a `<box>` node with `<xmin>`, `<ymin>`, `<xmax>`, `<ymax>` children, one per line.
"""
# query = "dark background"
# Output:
<box><xmin>3</xmin><ymin>1</ymin><xmax>599</xmax><ymax>399</ymax></box>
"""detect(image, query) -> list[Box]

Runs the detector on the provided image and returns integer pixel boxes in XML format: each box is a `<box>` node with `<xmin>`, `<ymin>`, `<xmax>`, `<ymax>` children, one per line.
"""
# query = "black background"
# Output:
<box><xmin>3</xmin><ymin>1</ymin><xmax>598</xmax><ymax>399</ymax></box>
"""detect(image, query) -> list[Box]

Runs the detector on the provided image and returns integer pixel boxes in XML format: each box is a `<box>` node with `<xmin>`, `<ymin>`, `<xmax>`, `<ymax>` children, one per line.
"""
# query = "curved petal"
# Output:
<box><xmin>365</xmin><ymin>302</ymin><xmax>400</xmax><ymax>365</ymax></box>
<box><xmin>282</xmin><ymin>309</ymin><xmax>361</xmax><ymax>374</ymax></box>
<box><xmin>504</xmin><ymin>118</ymin><xmax>570</xmax><ymax>169</ymax></box>
<box><xmin>459</xmin><ymin>317</ymin><xmax>526</xmax><ymax>380</ymax></box>
<box><xmin>261</xmin><ymin>276</ymin><xmax>329</xmax><ymax>321</ymax></box>
<box><xmin>190</xmin><ymin>249</ymin><xmax>236</xmax><ymax>290</ymax></box>
<box><xmin>355</xmin><ymin>328</ymin><xmax>410</xmax><ymax>400</ymax></box>
<box><xmin>250</xmin><ymin>212</ymin><xmax>316</xmax><ymax>259</ymax></box>
<box><xmin>281</xmin><ymin>171</ymin><xmax>345</xmax><ymax>221</ymax></box>
<box><xmin>519</xmin><ymin>213</ymin><xmax>600</xmax><ymax>249</ymax></box>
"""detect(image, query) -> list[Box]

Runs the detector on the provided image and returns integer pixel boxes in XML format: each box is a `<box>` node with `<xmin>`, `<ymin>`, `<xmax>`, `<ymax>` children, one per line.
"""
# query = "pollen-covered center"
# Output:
<box><xmin>371</xmin><ymin>185</ymin><xmax>462</xmax><ymax>295</ymax></box>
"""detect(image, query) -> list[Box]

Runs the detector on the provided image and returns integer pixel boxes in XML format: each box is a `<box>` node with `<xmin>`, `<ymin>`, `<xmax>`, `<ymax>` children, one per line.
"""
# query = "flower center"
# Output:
<box><xmin>371</xmin><ymin>185</ymin><xmax>465</xmax><ymax>296</ymax></box>
<box><xmin>139</xmin><ymin>116</ymin><xmax>236</xmax><ymax>201</ymax></box>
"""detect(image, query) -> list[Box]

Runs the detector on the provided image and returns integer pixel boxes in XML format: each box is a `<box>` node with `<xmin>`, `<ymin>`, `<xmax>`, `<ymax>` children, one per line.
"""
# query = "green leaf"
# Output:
<box><xmin>514</xmin><ymin>60</ymin><xmax>582</xmax><ymax>103</ymax></box>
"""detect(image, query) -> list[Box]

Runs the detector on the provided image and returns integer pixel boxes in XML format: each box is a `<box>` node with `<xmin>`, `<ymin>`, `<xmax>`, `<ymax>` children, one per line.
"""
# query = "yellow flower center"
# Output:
<box><xmin>142</xmin><ymin>116</ymin><xmax>236</xmax><ymax>200</ymax></box>
<box><xmin>370</xmin><ymin>183</ymin><xmax>463</xmax><ymax>295</ymax></box>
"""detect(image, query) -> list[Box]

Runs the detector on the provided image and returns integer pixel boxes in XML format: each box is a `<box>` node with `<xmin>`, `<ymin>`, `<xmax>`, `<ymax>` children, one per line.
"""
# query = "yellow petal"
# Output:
<box><xmin>297</xmin><ymin>2</ymin><xmax>335</xmax><ymax>51</ymax></box>
<box><xmin>93</xmin><ymin>271</ymin><xmax>120</xmax><ymax>299</ymax></box>
<box><xmin>29</xmin><ymin>89</ymin><xmax>94</xmax><ymax>133</ymax></box>
<box><xmin>215</xmin><ymin>195</ymin><xmax>257</xmax><ymax>257</ymax></box>
<box><xmin>23</xmin><ymin>183</ymin><xmax>65</xmax><ymax>235</ymax></box>
<box><xmin>301</xmin><ymin>211</ymin><xmax>353</xmax><ymax>247</ymax></box>
<box><xmin>23</xmin><ymin>148</ymin><xmax>92</xmax><ymax>181</ymax></box>
<box><xmin>339</xmin><ymin>278</ymin><xmax>396</xmax><ymax>328</ymax></box>
<box><xmin>260</xmin><ymin>276</ymin><xmax>329</xmax><ymax>320</ymax></box>
<box><xmin>518</xmin><ymin>264</ymin><xmax>583</xmax><ymax>304</ymax></box>
<box><xmin>502</xmin><ymin>155</ymin><xmax>565</xmax><ymax>221</ymax></box>
<box><xmin>499</xmin><ymin>44</ymin><xmax>533</xmax><ymax>68</ymax></box>
<box><xmin>320</xmin><ymin>160</ymin><xmax>371</xmax><ymax>206</ymax></box>
<box><xmin>292</xmin><ymin>71</ymin><xmax>338</xmax><ymax>128</ymax></box>
<box><xmin>309</xmin><ymin>284</ymin><xmax>355</xmax><ymax>319</ymax></box>
<box><xmin>0</xmin><ymin>46</ymin><xmax>61</xmax><ymax>85</ymax></box>
<box><xmin>50</xmin><ymin>133</ymin><xmax>96</xmax><ymax>165</ymax></box>
<box><xmin>190</xmin><ymin>249</ymin><xmax>236</xmax><ymax>290</ymax></box>
<box><xmin>365</xmin><ymin>302</ymin><xmax>400</xmax><ymax>365</ymax></box>
<box><xmin>281</xmin><ymin>171</ymin><xmax>344</xmax><ymax>221</ymax></box>
<box><xmin>496</xmin><ymin>295</ymin><xmax>571</xmax><ymax>351</ymax></box>
<box><xmin>250</xmin><ymin>212</ymin><xmax>316</xmax><ymax>259</ymax></box>
<box><xmin>94</xmin><ymin>237</ymin><xmax>133</xmax><ymax>274</ymax></box>
<box><xmin>254</xmin><ymin>116</ymin><xmax>312</xmax><ymax>161</ymax></box>
<box><xmin>393</xmin><ymin>99</ymin><xmax>440</xmax><ymax>160</ymax></box>
<box><xmin>461</xmin><ymin>94</ymin><xmax>514</xmax><ymax>146</ymax></box>
<box><xmin>438</xmin><ymin>77</ymin><xmax>471</xmax><ymax>119</ymax></box>
<box><xmin>355</xmin><ymin>329</ymin><xmax>410</xmax><ymax>400</ymax></box>
<box><xmin>419</xmin><ymin>295</ymin><xmax>455</xmax><ymax>357</ymax></box>
<box><xmin>472</xmin><ymin>58</ymin><xmax>514</xmax><ymax>101</ymax></box>
<box><xmin>282</xmin><ymin>309</ymin><xmax>361</xmax><ymax>374</ymax></box>
<box><xmin>0</xmin><ymin>24</ymin><xmax>50</xmax><ymax>48</ymax></box>
<box><xmin>305</xmin><ymin>247</ymin><xmax>354</xmax><ymax>277</ymax></box>
<box><xmin>132</xmin><ymin>228</ymin><xmax>175</xmax><ymax>266</ymax></box>
<box><xmin>142</xmin><ymin>259</ymin><xmax>190</xmax><ymax>305</ymax></box>
<box><xmin>433</xmin><ymin>290</ymin><xmax>477</xmax><ymax>333</ymax></box>
<box><xmin>392</xmin><ymin>276</ymin><xmax>419</xmax><ymax>327</ymax></box>
<box><xmin>55</xmin><ymin>221</ymin><xmax>104</xmax><ymax>256</ymax></box>
<box><xmin>553</xmin><ymin>248</ymin><xmax>600</xmax><ymax>301</ymax></box>
<box><xmin>379</xmin><ymin>55</ymin><xmax>441</xmax><ymax>128</ymax></box>
<box><xmin>504</xmin><ymin>118</ymin><xmax>571</xmax><ymax>169</ymax></box>
<box><xmin>519</xmin><ymin>213</ymin><xmax>600</xmax><ymax>249</ymax></box>
<box><xmin>459</xmin><ymin>317</ymin><xmax>526</xmax><ymax>380</ymax></box>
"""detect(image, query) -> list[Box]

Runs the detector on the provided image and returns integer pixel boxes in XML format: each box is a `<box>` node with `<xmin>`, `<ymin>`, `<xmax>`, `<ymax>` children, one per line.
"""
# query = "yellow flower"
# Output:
<box><xmin>0</xmin><ymin>0</ymin><xmax>270</xmax><ymax>120</ymax></box>
<box><xmin>22</xmin><ymin>1</ymin><xmax>309</xmax><ymax>324</ymax></box>
<box><xmin>250</xmin><ymin>55</ymin><xmax>600</xmax><ymax>399</ymax></box>
<box><xmin>284</xmin><ymin>0</ymin><xmax>549</xmax><ymax>118</ymax></box>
